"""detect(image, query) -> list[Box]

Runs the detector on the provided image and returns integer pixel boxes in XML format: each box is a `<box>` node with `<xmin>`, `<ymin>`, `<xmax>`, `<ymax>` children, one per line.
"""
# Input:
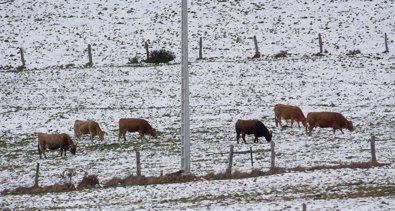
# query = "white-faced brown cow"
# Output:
<box><xmin>235</xmin><ymin>119</ymin><xmax>272</xmax><ymax>144</ymax></box>
<box><xmin>274</xmin><ymin>104</ymin><xmax>307</xmax><ymax>133</ymax></box>
<box><xmin>306</xmin><ymin>112</ymin><xmax>354</xmax><ymax>136</ymax></box>
<box><xmin>38</xmin><ymin>133</ymin><xmax>77</xmax><ymax>159</ymax></box>
<box><xmin>118</xmin><ymin>118</ymin><xmax>157</xmax><ymax>141</ymax></box>
<box><xmin>74</xmin><ymin>120</ymin><xmax>105</xmax><ymax>141</ymax></box>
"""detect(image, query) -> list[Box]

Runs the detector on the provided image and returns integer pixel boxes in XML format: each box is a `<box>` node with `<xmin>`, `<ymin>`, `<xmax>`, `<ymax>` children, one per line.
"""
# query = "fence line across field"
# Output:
<box><xmin>12</xmin><ymin>32</ymin><xmax>390</xmax><ymax>70</ymax></box>
<box><xmin>31</xmin><ymin>135</ymin><xmax>384</xmax><ymax>189</ymax></box>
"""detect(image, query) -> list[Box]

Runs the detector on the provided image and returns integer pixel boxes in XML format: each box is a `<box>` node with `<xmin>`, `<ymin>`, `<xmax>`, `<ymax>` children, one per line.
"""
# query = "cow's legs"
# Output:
<box><xmin>139</xmin><ymin>131</ymin><xmax>146</xmax><ymax>142</ymax></box>
<box><xmin>123</xmin><ymin>132</ymin><xmax>127</xmax><ymax>141</ymax></box>
<box><xmin>236</xmin><ymin>133</ymin><xmax>240</xmax><ymax>144</ymax></box>
<box><xmin>254</xmin><ymin>136</ymin><xmax>258</xmax><ymax>143</ymax></box>
<box><xmin>38</xmin><ymin>144</ymin><xmax>42</xmax><ymax>159</ymax></box>
<box><xmin>75</xmin><ymin>132</ymin><xmax>81</xmax><ymax>140</ymax></box>
<box><xmin>275</xmin><ymin>116</ymin><xmax>279</xmax><ymax>127</ymax></box>
<box><xmin>334</xmin><ymin>128</ymin><xmax>344</xmax><ymax>134</ymax></box>
<box><xmin>242</xmin><ymin>133</ymin><xmax>247</xmax><ymax>144</ymax></box>
<box><xmin>118</xmin><ymin>130</ymin><xmax>127</xmax><ymax>141</ymax></box>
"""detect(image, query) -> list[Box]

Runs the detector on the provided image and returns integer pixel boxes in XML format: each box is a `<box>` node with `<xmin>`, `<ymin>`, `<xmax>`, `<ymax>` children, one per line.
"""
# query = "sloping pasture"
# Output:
<box><xmin>0</xmin><ymin>55</ymin><xmax>394</xmax><ymax>209</ymax></box>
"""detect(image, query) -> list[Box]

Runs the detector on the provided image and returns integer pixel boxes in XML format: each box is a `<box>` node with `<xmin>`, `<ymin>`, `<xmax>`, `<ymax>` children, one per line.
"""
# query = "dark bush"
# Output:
<box><xmin>127</xmin><ymin>56</ymin><xmax>139</xmax><ymax>64</ymax></box>
<box><xmin>77</xmin><ymin>174</ymin><xmax>99</xmax><ymax>189</ymax></box>
<box><xmin>346</xmin><ymin>49</ymin><xmax>361</xmax><ymax>56</ymax></box>
<box><xmin>146</xmin><ymin>49</ymin><xmax>175</xmax><ymax>64</ymax></box>
<box><xmin>274</xmin><ymin>50</ymin><xmax>288</xmax><ymax>59</ymax></box>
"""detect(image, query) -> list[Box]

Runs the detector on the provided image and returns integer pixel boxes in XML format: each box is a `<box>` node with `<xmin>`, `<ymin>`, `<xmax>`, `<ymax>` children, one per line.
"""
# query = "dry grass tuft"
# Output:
<box><xmin>1</xmin><ymin>183</ymin><xmax>75</xmax><ymax>195</ymax></box>
<box><xmin>77</xmin><ymin>175</ymin><xmax>99</xmax><ymax>190</ymax></box>
<box><xmin>104</xmin><ymin>170</ymin><xmax>197</xmax><ymax>187</ymax></box>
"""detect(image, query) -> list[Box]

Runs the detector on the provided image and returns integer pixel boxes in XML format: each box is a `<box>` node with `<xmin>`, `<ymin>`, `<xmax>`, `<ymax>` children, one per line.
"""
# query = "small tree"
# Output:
<box><xmin>146</xmin><ymin>49</ymin><xmax>175</xmax><ymax>64</ymax></box>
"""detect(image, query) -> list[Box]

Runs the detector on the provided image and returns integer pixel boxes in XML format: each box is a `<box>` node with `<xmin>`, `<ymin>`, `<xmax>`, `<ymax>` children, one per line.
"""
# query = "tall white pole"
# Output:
<box><xmin>181</xmin><ymin>0</ymin><xmax>191</xmax><ymax>173</ymax></box>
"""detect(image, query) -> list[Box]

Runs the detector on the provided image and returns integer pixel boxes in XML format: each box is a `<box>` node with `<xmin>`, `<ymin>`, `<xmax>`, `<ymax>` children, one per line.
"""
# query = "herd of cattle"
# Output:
<box><xmin>37</xmin><ymin>104</ymin><xmax>354</xmax><ymax>159</ymax></box>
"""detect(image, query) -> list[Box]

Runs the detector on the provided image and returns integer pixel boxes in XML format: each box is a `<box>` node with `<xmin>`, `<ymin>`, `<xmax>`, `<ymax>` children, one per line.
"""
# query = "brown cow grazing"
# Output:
<box><xmin>38</xmin><ymin>133</ymin><xmax>77</xmax><ymax>159</ymax></box>
<box><xmin>118</xmin><ymin>118</ymin><xmax>157</xmax><ymax>141</ymax></box>
<box><xmin>235</xmin><ymin>119</ymin><xmax>272</xmax><ymax>144</ymax></box>
<box><xmin>306</xmin><ymin>112</ymin><xmax>354</xmax><ymax>136</ymax></box>
<box><xmin>274</xmin><ymin>104</ymin><xmax>307</xmax><ymax>133</ymax></box>
<box><xmin>74</xmin><ymin>120</ymin><xmax>105</xmax><ymax>141</ymax></box>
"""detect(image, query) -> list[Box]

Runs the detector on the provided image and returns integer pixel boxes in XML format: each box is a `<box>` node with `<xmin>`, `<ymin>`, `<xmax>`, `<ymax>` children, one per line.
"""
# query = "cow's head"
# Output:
<box><xmin>151</xmin><ymin>128</ymin><xmax>157</xmax><ymax>138</ymax></box>
<box><xmin>265</xmin><ymin>130</ymin><xmax>273</xmax><ymax>143</ymax></box>
<box><xmin>302</xmin><ymin>119</ymin><xmax>308</xmax><ymax>129</ymax></box>
<box><xmin>99</xmin><ymin>131</ymin><xmax>105</xmax><ymax>141</ymax></box>
<box><xmin>70</xmin><ymin>144</ymin><xmax>77</xmax><ymax>155</ymax></box>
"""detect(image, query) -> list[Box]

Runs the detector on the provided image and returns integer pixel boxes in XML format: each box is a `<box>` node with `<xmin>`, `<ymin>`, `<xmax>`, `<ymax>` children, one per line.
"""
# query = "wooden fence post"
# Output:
<box><xmin>34</xmin><ymin>163</ymin><xmax>39</xmax><ymax>187</ymax></box>
<box><xmin>87</xmin><ymin>44</ymin><xmax>93</xmax><ymax>67</ymax></box>
<box><xmin>270</xmin><ymin>141</ymin><xmax>275</xmax><ymax>170</ymax></box>
<box><xmin>318</xmin><ymin>33</ymin><xmax>323</xmax><ymax>54</ymax></box>
<box><xmin>253</xmin><ymin>35</ymin><xmax>261</xmax><ymax>58</ymax></box>
<box><xmin>145</xmin><ymin>42</ymin><xmax>149</xmax><ymax>61</ymax></box>
<box><xmin>136</xmin><ymin>150</ymin><xmax>141</xmax><ymax>176</ymax></box>
<box><xmin>384</xmin><ymin>33</ymin><xmax>389</xmax><ymax>53</ymax></box>
<box><xmin>302</xmin><ymin>203</ymin><xmax>307</xmax><ymax>211</ymax></box>
<box><xmin>370</xmin><ymin>135</ymin><xmax>377</xmax><ymax>165</ymax></box>
<box><xmin>226</xmin><ymin>145</ymin><xmax>234</xmax><ymax>174</ymax></box>
<box><xmin>198</xmin><ymin>37</ymin><xmax>203</xmax><ymax>60</ymax></box>
<box><xmin>19</xmin><ymin>47</ymin><xmax>26</xmax><ymax>67</ymax></box>
<box><xmin>250</xmin><ymin>147</ymin><xmax>254</xmax><ymax>167</ymax></box>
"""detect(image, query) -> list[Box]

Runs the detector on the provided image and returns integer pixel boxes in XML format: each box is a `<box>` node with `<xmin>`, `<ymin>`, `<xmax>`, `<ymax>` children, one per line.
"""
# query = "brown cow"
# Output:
<box><xmin>306</xmin><ymin>112</ymin><xmax>354</xmax><ymax>136</ymax></box>
<box><xmin>235</xmin><ymin>119</ymin><xmax>272</xmax><ymax>144</ymax></box>
<box><xmin>118</xmin><ymin>118</ymin><xmax>157</xmax><ymax>141</ymax></box>
<box><xmin>38</xmin><ymin>133</ymin><xmax>77</xmax><ymax>159</ymax></box>
<box><xmin>274</xmin><ymin>104</ymin><xmax>307</xmax><ymax>133</ymax></box>
<box><xmin>74</xmin><ymin>120</ymin><xmax>105</xmax><ymax>141</ymax></box>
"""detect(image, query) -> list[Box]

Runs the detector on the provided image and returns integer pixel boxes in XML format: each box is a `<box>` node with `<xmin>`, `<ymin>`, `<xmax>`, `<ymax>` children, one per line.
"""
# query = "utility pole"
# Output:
<box><xmin>181</xmin><ymin>0</ymin><xmax>191</xmax><ymax>173</ymax></box>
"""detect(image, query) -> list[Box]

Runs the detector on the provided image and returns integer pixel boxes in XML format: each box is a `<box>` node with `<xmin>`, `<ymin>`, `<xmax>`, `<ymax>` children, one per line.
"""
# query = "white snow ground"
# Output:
<box><xmin>1</xmin><ymin>0</ymin><xmax>394</xmax><ymax>210</ymax></box>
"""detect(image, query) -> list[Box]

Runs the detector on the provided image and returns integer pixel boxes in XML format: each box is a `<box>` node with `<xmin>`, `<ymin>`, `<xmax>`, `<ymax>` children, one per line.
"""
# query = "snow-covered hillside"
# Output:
<box><xmin>1</xmin><ymin>0</ymin><xmax>394</xmax><ymax>69</ymax></box>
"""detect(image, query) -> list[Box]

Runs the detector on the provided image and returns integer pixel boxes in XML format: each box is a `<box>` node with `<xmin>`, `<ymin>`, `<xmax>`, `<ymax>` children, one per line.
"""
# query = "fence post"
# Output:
<box><xmin>370</xmin><ymin>135</ymin><xmax>377</xmax><ymax>165</ymax></box>
<box><xmin>136</xmin><ymin>150</ymin><xmax>141</xmax><ymax>176</ymax></box>
<box><xmin>250</xmin><ymin>147</ymin><xmax>254</xmax><ymax>167</ymax></box>
<box><xmin>19</xmin><ymin>47</ymin><xmax>26</xmax><ymax>67</ymax></box>
<box><xmin>198</xmin><ymin>37</ymin><xmax>203</xmax><ymax>60</ymax></box>
<box><xmin>384</xmin><ymin>33</ymin><xmax>389</xmax><ymax>53</ymax></box>
<box><xmin>302</xmin><ymin>203</ymin><xmax>307</xmax><ymax>211</ymax></box>
<box><xmin>226</xmin><ymin>145</ymin><xmax>234</xmax><ymax>175</ymax></box>
<box><xmin>34</xmin><ymin>163</ymin><xmax>39</xmax><ymax>187</ymax></box>
<box><xmin>87</xmin><ymin>44</ymin><xmax>93</xmax><ymax>67</ymax></box>
<box><xmin>270</xmin><ymin>141</ymin><xmax>275</xmax><ymax>170</ymax></box>
<box><xmin>318</xmin><ymin>33</ymin><xmax>323</xmax><ymax>54</ymax></box>
<box><xmin>253</xmin><ymin>35</ymin><xmax>261</xmax><ymax>58</ymax></box>
<box><xmin>145</xmin><ymin>42</ymin><xmax>149</xmax><ymax>61</ymax></box>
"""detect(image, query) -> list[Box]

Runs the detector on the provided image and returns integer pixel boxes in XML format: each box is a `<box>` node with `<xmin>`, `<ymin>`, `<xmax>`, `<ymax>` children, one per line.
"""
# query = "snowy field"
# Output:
<box><xmin>1</xmin><ymin>0</ymin><xmax>395</xmax><ymax>210</ymax></box>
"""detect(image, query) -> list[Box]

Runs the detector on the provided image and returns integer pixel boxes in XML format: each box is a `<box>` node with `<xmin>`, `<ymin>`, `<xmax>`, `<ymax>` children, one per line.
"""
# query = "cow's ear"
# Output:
<box><xmin>269</xmin><ymin>130</ymin><xmax>273</xmax><ymax>135</ymax></box>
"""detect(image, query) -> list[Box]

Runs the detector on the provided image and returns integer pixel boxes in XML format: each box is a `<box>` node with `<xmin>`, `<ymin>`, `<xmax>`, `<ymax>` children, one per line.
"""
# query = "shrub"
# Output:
<box><xmin>127</xmin><ymin>56</ymin><xmax>139</xmax><ymax>64</ymax></box>
<box><xmin>274</xmin><ymin>50</ymin><xmax>288</xmax><ymax>59</ymax></box>
<box><xmin>346</xmin><ymin>49</ymin><xmax>361</xmax><ymax>56</ymax></box>
<box><xmin>146</xmin><ymin>49</ymin><xmax>175</xmax><ymax>64</ymax></box>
